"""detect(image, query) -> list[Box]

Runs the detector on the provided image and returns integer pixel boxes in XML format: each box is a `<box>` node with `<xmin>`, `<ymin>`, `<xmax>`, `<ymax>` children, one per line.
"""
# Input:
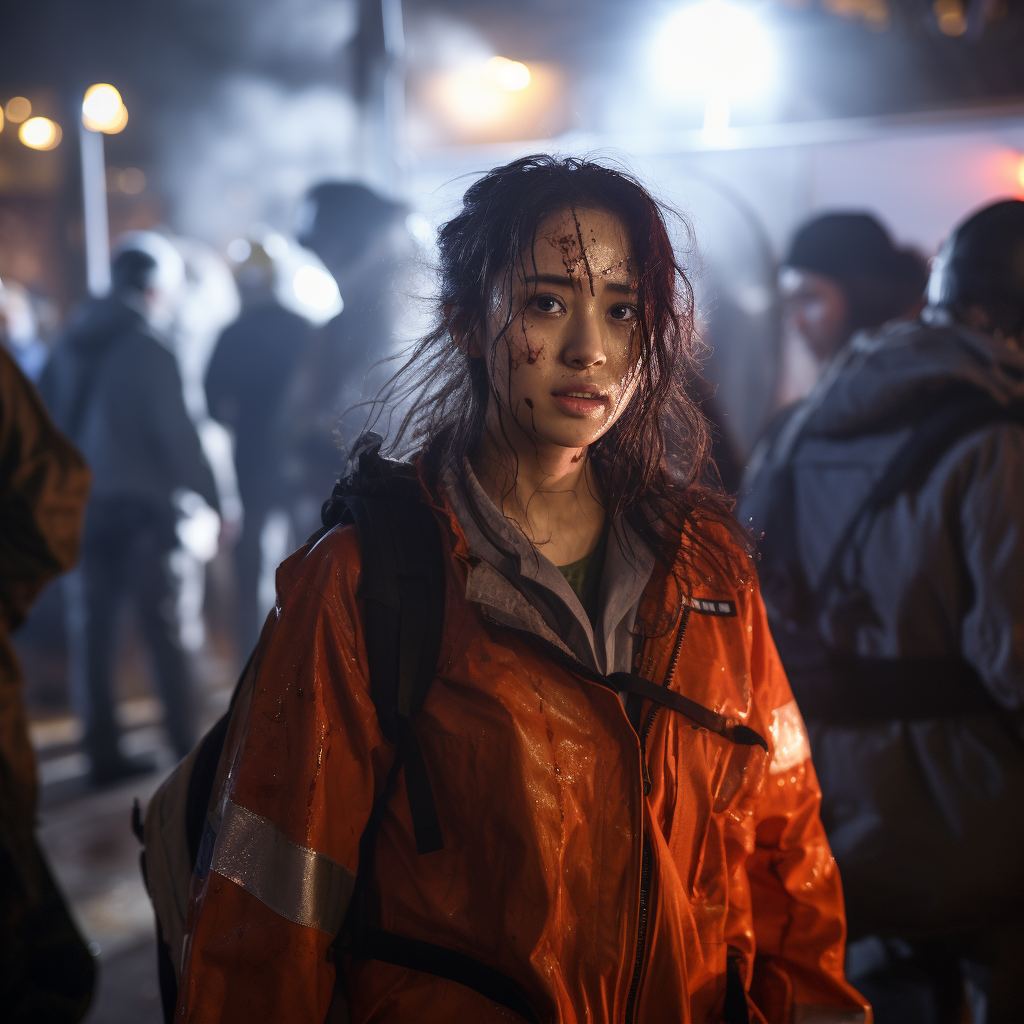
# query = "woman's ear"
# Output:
<box><xmin>448</xmin><ymin>310</ymin><xmax>484</xmax><ymax>359</ymax></box>
<box><xmin>448</xmin><ymin>319</ymin><xmax>483</xmax><ymax>360</ymax></box>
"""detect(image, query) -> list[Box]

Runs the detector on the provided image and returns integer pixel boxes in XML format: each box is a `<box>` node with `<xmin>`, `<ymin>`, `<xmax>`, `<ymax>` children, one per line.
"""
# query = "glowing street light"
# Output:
<box><xmin>654</xmin><ymin>0</ymin><xmax>776</xmax><ymax>139</ymax></box>
<box><xmin>19</xmin><ymin>117</ymin><xmax>62</xmax><ymax>150</ymax></box>
<box><xmin>82</xmin><ymin>83</ymin><xmax>128</xmax><ymax>134</ymax></box>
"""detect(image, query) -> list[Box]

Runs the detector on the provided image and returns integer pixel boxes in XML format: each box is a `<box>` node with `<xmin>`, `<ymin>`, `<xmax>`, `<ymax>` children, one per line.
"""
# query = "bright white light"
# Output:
<box><xmin>702</xmin><ymin>93</ymin><xmax>731</xmax><ymax>139</ymax></box>
<box><xmin>173</xmin><ymin>490</ymin><xmax>221</xmax><ymax>563</ymax></box>
<box><xmin>654</xmin><ymin>1</ymin><xmax>775</xmax><ymax>102</ymax></box>
<box><xmin>485</xmin><ymin>56</ymin><xmax>531</xmax><ymax>92</ymax></box>
<box><xmin>82</xmin><ymin>84</ymin><xmax>128</xmax><ymax>134</ymax></box>
<box><xmin>226</xmin><ymin>238</ymin><xmax>251</xmax><ymax>262</ymax></box>
<box><xmin>406</xmin><ymin>213</ymin><xmax>435</xmax><ymax>246</ymax></box>
<box><xmin>293</xmin><ymin>264</ymin><xmax>340</xmax><ymax>312</ymax></box>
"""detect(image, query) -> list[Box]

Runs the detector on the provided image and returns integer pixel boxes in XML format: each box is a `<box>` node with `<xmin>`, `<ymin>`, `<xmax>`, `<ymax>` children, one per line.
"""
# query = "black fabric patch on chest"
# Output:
<box><xmin>687</xmin><ymin>597</ymin><xmax>737</xmax><ymax>617</ymax></box>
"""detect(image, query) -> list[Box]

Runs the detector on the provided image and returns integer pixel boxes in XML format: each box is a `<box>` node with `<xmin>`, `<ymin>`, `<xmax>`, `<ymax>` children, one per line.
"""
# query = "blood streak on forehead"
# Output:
<box><xmin>534</xmin><ymin>208</ymin><xmax>635</xmax><ymax>295</ymax></box>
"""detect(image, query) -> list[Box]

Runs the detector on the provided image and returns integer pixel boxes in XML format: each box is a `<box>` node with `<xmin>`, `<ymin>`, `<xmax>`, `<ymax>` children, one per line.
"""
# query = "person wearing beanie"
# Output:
<box><xmin>776</xmin><ymin>212</ymin><xmax>927</xmax><ymax>406</ymax></box>
<box><xmin>740</xmin><ymin>202</ymin><xmax>1024</xmax><ymax>1021</ymax></box>
<box><xmin>276</xmin><ymin>181</ymin><xmax>413</xmax><ymax>538</ymax></box>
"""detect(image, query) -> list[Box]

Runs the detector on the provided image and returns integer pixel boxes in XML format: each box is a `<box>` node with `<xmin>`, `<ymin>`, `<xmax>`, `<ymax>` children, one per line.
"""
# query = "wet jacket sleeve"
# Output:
<box><xmin>178</xmin><ymin>529</ymin><xmax>390</xmax><ymax>1023</ymax></box>
<box><xmin>0</xmin><ymin>346</ymin><xmax>90</xmax><ymax>627</ymax></box>
<box><xmin>736</xmin><ymin>578</ymin><xmax>870</xmax><ymax>1022</ymax></box>
<box><xmin>958</xmin><ymin>424</ymin><xmax>1024</xmax><ymax>719</ymax></box>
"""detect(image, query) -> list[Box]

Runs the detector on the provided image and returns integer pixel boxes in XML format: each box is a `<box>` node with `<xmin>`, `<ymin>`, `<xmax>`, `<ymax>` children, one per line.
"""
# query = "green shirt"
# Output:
<box><xmin>557</xmin><ymin>520</ymin><xmax>609</xmax><ymax>630</ymax></box>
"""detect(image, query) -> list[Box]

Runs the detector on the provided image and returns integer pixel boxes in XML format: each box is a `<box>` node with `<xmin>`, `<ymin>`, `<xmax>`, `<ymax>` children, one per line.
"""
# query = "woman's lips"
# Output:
<box><xmin>551</xmin><ymin>390</ymin><xmax>610</xmax><ymax>417</ymax></box>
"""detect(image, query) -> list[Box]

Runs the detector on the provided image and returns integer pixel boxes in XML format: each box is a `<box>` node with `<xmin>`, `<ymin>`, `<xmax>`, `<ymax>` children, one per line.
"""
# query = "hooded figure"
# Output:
<box><xmin>739</xmin><ymin>200</ymin><xmax>1024</xmax><ymax>1022</ymax></box>
<box><xmin>39</xmin><ymin>236</ymin><xmax>219</xmax><ymax>785</ymax></box>
<box><xmin>276</xmin><ymin>181</ymin><xmax>410</xmax><ymax>537</ymax></box>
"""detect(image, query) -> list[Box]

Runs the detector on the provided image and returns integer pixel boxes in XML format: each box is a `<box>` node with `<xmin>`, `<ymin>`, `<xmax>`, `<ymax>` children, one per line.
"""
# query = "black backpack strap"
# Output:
<box><xmin>607</xmin><ymin>672</ymin><xmax>768</xmax><ymax>750</ymax></box>
<box><xmin>358</xmin><ymin>927</ymin><xmax>541</xmax><ymax>1024</ymax></box>
<box><xmin>341</xmin><ymin>489</ymin><xmax>446</xmax><ymax>855</ymax></box>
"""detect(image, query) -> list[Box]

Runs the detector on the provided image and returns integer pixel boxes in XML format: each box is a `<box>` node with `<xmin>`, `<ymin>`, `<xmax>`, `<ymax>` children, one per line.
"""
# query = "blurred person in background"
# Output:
<box><xmin>205</xmin><ymin>241</ymin><xmax>314</xmax><ymax>650</ymax></box>
<box><xmin>0</xmin><ymin>336</ymin><xmax>93</xmax><ymax>1020</ymax></box>
<box><xmin>279</xmin><ymin>181</ymin><xmax>411</xmax><ymax>537</ymax></box>
<box><xmin>739</xmin><ymin>201</ymin><xmax>1024</xmax><ymax>1022</ymax></box>
<box><xmin>774</xmin><ymin>211</ymin><xmax>927</xmax><ymax>409</ymax></box>
<box><xmin>39</xmin><ymin>234</ymin><xmax>220</xmax><ymax>786</ymax></box>
<box><xmin>0</xmin><ymin>279</ymin><xmax>50</xmax><ymax>382</ymax></box>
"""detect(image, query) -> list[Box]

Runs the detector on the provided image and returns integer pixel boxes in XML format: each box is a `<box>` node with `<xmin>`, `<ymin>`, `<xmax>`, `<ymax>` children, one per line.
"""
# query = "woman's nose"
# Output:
<box><xmin>562</xmin><ymin>305</ymin><xmax>607</xmax><ymax>368</ymax></box>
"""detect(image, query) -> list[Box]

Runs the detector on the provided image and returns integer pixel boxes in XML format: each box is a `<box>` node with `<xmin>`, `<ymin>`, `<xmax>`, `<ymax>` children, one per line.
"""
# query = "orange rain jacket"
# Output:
<box><xmin>178</xmin><ymin>481</ymin><xmax>869</xmax><ymax>1023</ymax></box>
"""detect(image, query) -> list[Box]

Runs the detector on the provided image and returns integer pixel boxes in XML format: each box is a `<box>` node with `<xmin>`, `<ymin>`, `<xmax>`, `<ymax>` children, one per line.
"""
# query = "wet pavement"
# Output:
<box><xmin>32</xmin><ymin>688</ymin><xmax>232</xmax><ymax>1023</ymax></box>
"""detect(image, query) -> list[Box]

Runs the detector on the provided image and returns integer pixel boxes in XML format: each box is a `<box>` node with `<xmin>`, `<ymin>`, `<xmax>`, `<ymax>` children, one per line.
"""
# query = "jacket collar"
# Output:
<box><xmin>436</xmin><ymin>459</ymin><xmax>655</xmax><ymax>676</ymax></box>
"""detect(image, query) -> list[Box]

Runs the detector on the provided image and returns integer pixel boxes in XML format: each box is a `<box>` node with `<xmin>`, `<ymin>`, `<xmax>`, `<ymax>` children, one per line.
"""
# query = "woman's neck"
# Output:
<box><xmin>469</xmin><ymin>412</ymin><xmax>606</xmax><ymax>566</ymax></box>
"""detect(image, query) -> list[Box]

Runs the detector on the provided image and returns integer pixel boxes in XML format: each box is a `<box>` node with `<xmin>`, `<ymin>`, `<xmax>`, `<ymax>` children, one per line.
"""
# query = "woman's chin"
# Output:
<box><xmin>524</xmin><ymin>421</ymin><xmax>606</xmax><ymax>453</ymax></box>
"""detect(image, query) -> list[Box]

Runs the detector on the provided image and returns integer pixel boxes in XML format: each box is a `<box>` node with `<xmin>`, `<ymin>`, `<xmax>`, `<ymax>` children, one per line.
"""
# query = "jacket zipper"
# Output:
<box><xmin>481</xmin><ymin>610</ymin><xmax>692</xmax><ymax>1023</ymax></box>
<box><xmin>625</xmin><ymin>604</ymin><xmax>691</xmax><ymax>1020</ymax></box>
<box><xmin>624</xmin><ymin>832</ymin><xmax>653</xmax><ymax>1024</ymax></box>
<box><xmin>638</xmin><ymin>606</ymin><xmax>690</xmax><ymax>794</ymax></box>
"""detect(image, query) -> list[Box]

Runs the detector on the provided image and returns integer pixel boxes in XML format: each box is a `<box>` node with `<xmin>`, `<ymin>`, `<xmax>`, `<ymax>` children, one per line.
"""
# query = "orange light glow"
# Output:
<box><xmin>1018</xmin><ymin>157</ymin><xmax>1024</xmax><ymax>192</ymax></box>
<box><xmin>19</xmin><ymin>117</ymin><xmax>62</xmax><ymax>150</ymax></box>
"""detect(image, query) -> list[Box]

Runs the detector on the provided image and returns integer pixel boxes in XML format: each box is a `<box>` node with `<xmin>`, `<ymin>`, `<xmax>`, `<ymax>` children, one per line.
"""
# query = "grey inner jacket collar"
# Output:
<box><xmin>442</xmin><ymin>460</ymin><xmax>655</xmax><ymax>676</ymax></box>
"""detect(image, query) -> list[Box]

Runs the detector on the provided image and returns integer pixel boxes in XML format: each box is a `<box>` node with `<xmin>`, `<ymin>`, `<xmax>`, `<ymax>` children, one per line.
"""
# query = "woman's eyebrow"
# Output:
<box><xmin>523</xmin><ymin>273</ymin><xmax>574</xmax><ymax>287</ymax></box>
<box><xmin>524</xmin><ymin>273</ymin><xmax>636</xmax><ymax>294</ymax></box>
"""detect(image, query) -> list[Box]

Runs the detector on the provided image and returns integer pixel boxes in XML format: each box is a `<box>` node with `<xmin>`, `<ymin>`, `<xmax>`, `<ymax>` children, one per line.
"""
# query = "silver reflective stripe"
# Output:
<box><xmin>211</xmin><ymin>799</ymin><xmax>355</xmax><ymax>935</ymax></box>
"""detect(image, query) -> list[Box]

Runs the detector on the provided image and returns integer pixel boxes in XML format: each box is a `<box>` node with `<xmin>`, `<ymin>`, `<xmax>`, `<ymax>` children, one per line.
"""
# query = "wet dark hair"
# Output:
<box><xmin>380</xmin><ymin>154</ymin><xmax>747</xmax><ymax>575</ymax></box>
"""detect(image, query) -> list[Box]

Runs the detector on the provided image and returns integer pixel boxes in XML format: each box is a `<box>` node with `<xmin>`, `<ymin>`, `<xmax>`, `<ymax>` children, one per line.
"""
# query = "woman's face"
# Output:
<box><xmin>779</xmin><ymin>267</ymin><xmax>851</xmax><ymax>362</ymax></box>
<box><xmin>471</xmin><ymin>206</ymin><xmax>641</xmax><ymax>455</ymax></box>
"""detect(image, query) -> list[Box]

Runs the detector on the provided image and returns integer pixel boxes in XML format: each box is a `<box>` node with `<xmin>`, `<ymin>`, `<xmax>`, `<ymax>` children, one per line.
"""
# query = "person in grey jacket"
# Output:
<box><xmin>39</xmin><ymin>239</ymin><xmax>219</xmax><ymax>784</ymax></box>
<box><xmin>739</xmin><ymin>199</ymin><xmax>1024</xmax><ymax>1023</ymax></box>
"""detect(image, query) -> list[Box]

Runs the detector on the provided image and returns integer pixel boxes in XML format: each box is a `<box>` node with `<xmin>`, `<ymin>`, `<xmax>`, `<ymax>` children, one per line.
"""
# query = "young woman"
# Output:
<box><xmin>177</xmin><ymin>156</ymin><xmax>867</xmax><ymax>1023</ymax></box>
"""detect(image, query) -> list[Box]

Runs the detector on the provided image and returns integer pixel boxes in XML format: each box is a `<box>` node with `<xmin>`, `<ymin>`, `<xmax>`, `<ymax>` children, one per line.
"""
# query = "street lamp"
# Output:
<box><xmin>80</xmin><ymin>84</ymin><xmax>129</xmax><ymax>297</ymax></box>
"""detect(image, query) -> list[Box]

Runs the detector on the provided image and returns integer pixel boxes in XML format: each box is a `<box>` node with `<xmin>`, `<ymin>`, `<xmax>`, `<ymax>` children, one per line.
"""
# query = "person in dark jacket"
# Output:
<box><xmin>205</xmin><ymin>242</ymin><xmax>314</xmax><ymax>649</ymax></box>
<box><xmin>39</xmin><ymin>238</ymin><xmax>219</xmax><ymax>784</ymax></box>
<box><xmin>775</xmin><ymin>212</ymin><xmax>927</xmax><ymax>407</ymax></box>
<box><xmin>277</xmin><ymin>182</ymin><xmax>410</xmax><ymax>536</ymax></box>
<box><xmin>739</xmin><ymin>200</ymin><xmax>1024</xmax><ymax>1022</ymax></box>
<box><xmin>0</xmin><ymin>339</ymin><xmax>94</xmax><ymax>1021</ymax></box>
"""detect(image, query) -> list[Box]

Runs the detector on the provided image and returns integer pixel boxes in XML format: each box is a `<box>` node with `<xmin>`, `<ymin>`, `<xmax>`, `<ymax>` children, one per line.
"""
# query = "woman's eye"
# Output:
<box><xmin>533</xmin><ymin>295</ymin><xmax>563</xmax><ymax>314</ymax></box>
<box><xmin>609</xmin><ymin>304</ymin><xmax>637</xmax><ymax>322</ymax></box>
